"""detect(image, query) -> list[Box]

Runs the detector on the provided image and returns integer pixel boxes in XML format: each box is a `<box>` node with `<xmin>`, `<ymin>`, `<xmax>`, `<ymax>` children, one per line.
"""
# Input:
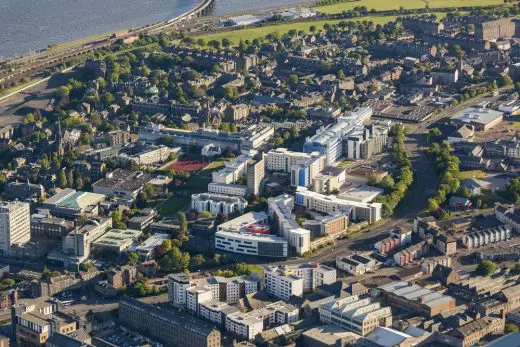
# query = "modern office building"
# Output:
<box><xmin>91</xmin><ymin>229</ymin><xmax>143</xmax><ymax>254</ymax></box>
<box><xmin>266</xmin><ymin>148</ymin><xmax>322</xmax><ymax>172</ymax></box>
<box><xmin>191</xmin><ymin>193</ymin><xmax>248</xmax><ymax>215</ymax></box>
<box><xmin>319</xmin><ymin>295</ymin><xmax>392</xmax><ymax>336</ymax></box>
<box><xmin>295</xmin><ymin>187</ymin><xmax>382</xmax><ymax>223</ymax></box>
<box><xmin>134</xmin><ymin>233</ymin><xmax>170</xmax><ymax>260</ymax></box>
<box><xmin>268</xmin><ymin>195</ymin><xmax>311</xmax><ymax>256</ymax></box>
<box><xmin>62</xmin><ymin>217</ymin><xmax>113</xmax><ymax>260</ymax></box>
<box><xmin>0</xmin><ymin>201</ymin><xmax>30</xmax><ymax>256</ymax></box>
<box><xmin>303</xmin><ymin>108</ymin><xmax>372</xmax><ymax>165</ymax></box>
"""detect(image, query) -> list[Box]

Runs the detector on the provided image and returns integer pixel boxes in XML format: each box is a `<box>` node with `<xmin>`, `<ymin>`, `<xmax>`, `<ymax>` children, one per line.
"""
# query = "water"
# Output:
<box><xmin>0</xmin><ymin>0</ymin><xmax>307</xmax><ymax>59</ymax></box>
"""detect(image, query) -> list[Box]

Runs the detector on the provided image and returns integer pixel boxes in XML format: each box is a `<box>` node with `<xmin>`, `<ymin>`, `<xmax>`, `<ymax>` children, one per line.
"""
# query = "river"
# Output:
<box><xmin>0</xmin><ymin>0</ymin><xmax>308</xmax><ymax>59</ymax></box>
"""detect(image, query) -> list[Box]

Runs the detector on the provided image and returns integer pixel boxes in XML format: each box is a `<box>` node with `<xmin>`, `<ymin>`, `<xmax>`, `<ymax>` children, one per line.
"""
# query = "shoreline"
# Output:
<box><xmin>1</xmin><ymin>0</ymin><xmax>312</xmax><ymax>65</ymax></box>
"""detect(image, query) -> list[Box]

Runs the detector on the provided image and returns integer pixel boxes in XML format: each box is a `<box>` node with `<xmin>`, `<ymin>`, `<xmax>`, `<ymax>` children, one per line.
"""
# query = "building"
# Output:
<box><xmin>268</xmin><ymin>195</ymin><xmax>311</xmax><ymax>256</ymax></box>
<box><xmin>336</xmin><ymin>254</ymin><xmax>378</xmax><ymax>276</ymax></box>
<box><xmin>304</xmin><ymin>108</ymin><xmax>372</xmax><ymax>165</ymax></box>
<box><xmin>119</xmin><ymin>297</ymin><xmax>221</xmax><ymax>347</ymax></box>
<box><xmin>319</xmin><ymin>295</ymin><xmax>392</xmax><ymax>336</ymax></box>
<box><xmin>91</xmin><ymin>229</ymin><xmax>142</xmax><ymax>255</ymax></box>
<box><xmin>208</xmin><ymin>183</ymin><xmax>248</xmax><ymax>197</ymax></box>
<box><xmin>61</xmin><ymin>217</ymin><xmax>112</xmax><ymax>260</ymax></box>
<box><xmin>5</xmin><ymin>181</ymin><xmax>44</xmax><ymax>201</ymax></box>
<box><xmin>437</xmin><ymin>316</ymin><xmax>505</xmax><ymax>347</ymax></box>
<box><xmin>295</xmin><ymin>187</ymin><xmax>382</xmax><ymax>224</ymax></box>
<box><xmin>225</xmin><ymin>301</ymin><xmax>298</xmax><ymax>340</ymax></box>
<box><xmin>451</xmin><ymin>107</ymin><xmax>504</xmax><ymax>132</ymax></box>
<box><xmin>264</xmin><ymin>267</ymin><xmax>304</xmax><ymax>301</ymax></box>
<box><xmin>168</xmin><ymin>272</ymin><xmax>260</xmax><ymax>309</ymax></box>
<box><xmin>475</xmin><ymin>17</ymin><xmax>517</xmax><ymax>40</ymax></box>
<box><xmin>0</xmin><ymin>201</ymin><xmax>30</xmax><ymax>256</ymax></box>
<box><xmin>393</xmin><ymin>241</ymin><xmax>428</xmax><ymax>266</ymax></box>
<box><xmin>199</xmin><ymin>300</ymin><xmax>239</xmax><ymax>327</ymax></box>
<box><xmin>247</xmin><ymin>154</ymin><xmax>265</xmax><ymax>196</ymax></box>
<box><xmin>301</xmin><ymin>325</ymin><xmax>361</xmax><ymax>347</ymax></box>
<box><xmin>134</xmin><ymin>233</ymin><xmax>170</xmax><ymax>260</ymax></box>
<box><xmin>191</xmin><ymin>193</ymin><xmax>247</xmax><ymax>215</ymax></box>
<box><xmin>42</xmin><ymin>189</ymin><xmax>105</xmax><ymax>219</ymax></box>
<box><xmin>126</xmin><ymin>146</ymin><xmax>179</xmax><ymax>167</ymax></box>
<box><xmin>345</xmin><ymin>124</ymin><xmax>389</xmax><ymax>160</ymax></box>
<box><xmin>370</xmin><ymin>40</ymin><xmax>437</xmax><ymax>58</ymax></box>
<box><xmin>12</xmin><ymin>299</ymin><xmax>78</xmax><ymax>347</ymax></box>
<box><xmin>30</xmin><ymin>212</ymin><xmax>73</xmax><ymax>239</ymax></box>
<box><xmin>377</xmin><ymin>281</ymin><xmax>456</xmax><ymax>317</ymax></box>
<box><xmin>92</xmin><ymin>169</ymin><xmax>156</xmax><ymax>201</ymax></box>
<box><xmin>215</xmin><ymin>229</ymin><xmax>288</xmax><ymax>258</ymax></box>
<box><xmin>462</xmin><ymin>226</ymin><xmax>511</xmax><ymax>250</ymax></box>
<box><xmin>266</xmin><ymin>148</ymin><xmax>322</xmax><ymax>173</ymax></box>
<box><xmin>495</xmin><ymin>204</ymin><xmax>520</xmax><ymax>232</ymax></box>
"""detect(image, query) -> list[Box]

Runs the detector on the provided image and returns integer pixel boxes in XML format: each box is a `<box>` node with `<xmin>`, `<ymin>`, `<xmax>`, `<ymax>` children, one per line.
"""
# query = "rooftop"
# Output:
<box><xmin>44</xmin><ymin>188</ymin><xmax>105</xmax><ymax>209</ymax></box>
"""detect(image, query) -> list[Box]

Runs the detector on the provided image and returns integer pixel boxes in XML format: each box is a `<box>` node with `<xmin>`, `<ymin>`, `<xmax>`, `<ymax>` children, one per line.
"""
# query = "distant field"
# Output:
<box><xmin>196</xmin><ymin>15</ymin><xmax>398</xmax><ymax>45</ymax></box>
<box><xmin>315</xmin><ymin>0</ymin><xmax>502</xmax><ymax>14</ymax></box>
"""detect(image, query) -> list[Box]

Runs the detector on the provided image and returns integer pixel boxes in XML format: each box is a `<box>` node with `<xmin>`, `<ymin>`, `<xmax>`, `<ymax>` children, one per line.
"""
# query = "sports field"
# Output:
<box><xmin>315</xmin><ymin>0</ymin><xmax>503</xmax><ymax>14</ymax></box>
<box><xmin>168</xmin><ymin>159</ymin><xmax>207</xmax><ymax>173</ymax></box>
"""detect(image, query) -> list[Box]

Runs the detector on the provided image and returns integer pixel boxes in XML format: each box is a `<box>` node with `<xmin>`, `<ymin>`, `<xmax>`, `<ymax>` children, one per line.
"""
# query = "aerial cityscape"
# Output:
<box><xmin>4</xmin><ymin>0</ymin><xmax>520</xmax><ymax>346</ymax></box>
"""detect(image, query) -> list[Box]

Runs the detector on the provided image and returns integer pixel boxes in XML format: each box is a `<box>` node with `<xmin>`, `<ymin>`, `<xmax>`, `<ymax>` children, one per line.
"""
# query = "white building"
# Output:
<box><xmin>462</xmin><ymin>226</ymin><xmax>511</xmax><ymax>250</ymax></box>
<box><xmin>225</xmin><ymin>301</ymin><xmax>299</xmax><ymax>340</ymax></box>
<box><xmin>295</xmin><ymin>187</ymin><xmax>382</xmax><ymax>223</ymax></box>
<box><xmin>268</xmin><ymin>195</ymin><xmax>311</xmax><ymax>256</ymax></box>
<box><xmin>191</xmin><ymin>193</ymin><xmax>248</xmax><ymax>215</ymax></box>
<box><xmin>264</xmin><ymin>267</ymin><xmax>304</xmax><ymax>301</ymax></box>
<box><xmin>0</xmin><ymin>201</ymin><xmax>30</xmax><ymax>256</ymax></box>
<box><xmin>303</xmin><ymin>107</ymin><xmax>372</xmax><ymax>165</ymax></box>
<box><xmin>265</xmin><ymin>263</ymin><xmax>336</xmax><ymax>301</ymax></box>
<box><xmin>199</xmin><ymin>300</ymin><xmax>239</xmax><ymax>326</ymax></box>
<box><xmin>336</xmin><ymin>254</ymin><xmax>378</xmax><ymax>276</ymax></box>
<box><xmin>168</xmin><ymin>273</ymin><xmax>192</xmax><ymax>308</ymax></box>
<box><xmin>134</xmin><ymin>233</ymin><xmax>170</xmax><ymax>260</ymax></box>
<box><xmin>212</xmin><ymin>154</ymin><xmax>250</xmax><ymax>184</ymax></box>
<box><xmin>208</xmin><ymin>183</ymin><xmax>248</xmax><ymax>197</ymax></box>
<box><xmin>266</xmin><ymin>148</ymin><xmax>323</xmax><ymax>172</ymax></box>
<box><xmin>186</xmin><ymin>286</ymin><xmax>213</xmax><ymax>315</ymax></box>
<box><xmin>319</xmin><ymin>295</ymin><xmax>393</xmax><ymax>336</ymax></box>
<box><xmin>215</xmin><ymin>230</ymin><xmax>288</xmax><ymax>258</ymax></box>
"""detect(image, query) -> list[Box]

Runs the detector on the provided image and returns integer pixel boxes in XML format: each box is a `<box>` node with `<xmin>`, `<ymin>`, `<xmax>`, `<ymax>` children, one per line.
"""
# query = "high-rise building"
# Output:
<box><xmin>247</xmin><ymin>154</ymin><xmax>265</xmax><ymax>196</ymax></box>
<box><xmin>0</xmin><ymin>202</ymin><xmax>30</xmax><ymax>256</ymax></box>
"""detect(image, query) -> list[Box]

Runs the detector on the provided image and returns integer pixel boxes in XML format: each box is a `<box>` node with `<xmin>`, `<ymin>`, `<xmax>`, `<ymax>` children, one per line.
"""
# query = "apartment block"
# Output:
<box><xmin>225</xmin><ymin>301</ymin><xmax>299</xmax><ymax>340</ymax></box>
<box><xmin>191</xmin><ymin>193</ymin><xmax>248</xmax><ymax>215</ymax></box>
<box><xmin>0</xmin><ymin>201</ymin><xmax>30</xmax><ymax>256</ymax></box>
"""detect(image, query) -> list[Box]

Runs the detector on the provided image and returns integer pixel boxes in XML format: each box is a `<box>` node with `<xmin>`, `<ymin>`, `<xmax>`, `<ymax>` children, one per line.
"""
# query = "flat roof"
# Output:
<box><xmin>92</xmin><ymin>229</ymin><xmax>142</xmax><ymax>248</ymax></box>
<box><xmin>452</xmin><ymin>107</ymin><xmax>503</xmax><ymax>126</ymax></box>
<box><xmin>45</xmin><ymin>188</ymin><xmax>105</xmax><ymax>209</ymax></box>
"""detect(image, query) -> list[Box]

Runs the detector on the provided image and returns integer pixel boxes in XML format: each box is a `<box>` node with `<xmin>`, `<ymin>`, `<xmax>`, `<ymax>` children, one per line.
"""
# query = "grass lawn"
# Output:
<box><xmin>337</xmin><ymin>160</ymin><xmax>356</xmax><ymax>168</ymax></box>
<box><xmin>195</xmin><ymin>15</ymin><xmax>398</xmax><ymax>45</ymax></box>
<box><xmin>204</xmin><ymin>160</ymin><xmax>226</xmax><ymax>171</ymax></box>
<box><xmin>459</xmin><ymin>170</ymin><xmax>487</xmax><ymax>180</ymax></box>
<box><xmin>155</xmin><ymin>159</ymin><xmax>226</xmax><ymax>216</ymax></box>
<box><xmin>315</xmin><ymin>0</ymin><xmax>502</xmax><ymax>14</ymax></box>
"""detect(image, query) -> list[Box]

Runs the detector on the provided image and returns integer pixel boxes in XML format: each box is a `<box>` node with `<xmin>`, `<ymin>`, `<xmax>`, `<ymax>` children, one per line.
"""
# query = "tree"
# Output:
<box><xmin>309</xmin><ymin>25</ymin><xmax>316</xmax><ymax>33</ymax></box>
<box><xmin>428</xmin><ymin>198</ymin><xmax>440</xmax><ymax>212</ymax></box>
<box><xmin>56</xmin><ymin>86</ymin><xmax>70</xmax><ymax>99</ymax></box>
<box><xmin>505</xmin><ymin>323</ymin><xmax>519</xmax><ymax>334</ymax></box>
<box><xmin>512</xmin><ymin>263</ymin><xmax>520</xmax><ymax>275</ymax></box>
<box><xmin>502</xmin><ymin>74</ymin><xmax>513</xmax><ymax>87</ymax></box>
<box><xmin>57</xmin><ymin>169</ymin><xmax>67</xmax><ymax>189</ymax></box>
<box><xmin>477</xmin><ymin>259</ymin><xmax>497</xmax><ymax>276</ymax></box>
<box><xmin>288</xmin><ymin>74</ymin><xmax>299</xmax><ymax>86</ymax></box>
<box><xmin>111</xmin><ymin>210</ymin><xmax>126</xmax><ymax>230</ymax></box>
<box><xmin>102</xmin><ymin>92</ymin><xmax>115</xmax><ymax>106</ymax></box>
<box><xmin>127</xmin><ymin>252</ymin><xmax>139</xmax><ymax>266</ymax></box>
<box><xmin>192</xmin><ymin>254</ymin><xmax>205</xmax><ymax>266</ymax></box>
<box><xmin>178</xmin><ymin>212</ymin><xmax>188</xmax><ymax>237</ymax></box>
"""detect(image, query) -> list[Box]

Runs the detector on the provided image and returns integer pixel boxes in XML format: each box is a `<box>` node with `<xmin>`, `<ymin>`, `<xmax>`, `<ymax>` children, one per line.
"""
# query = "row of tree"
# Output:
<box><xmin>426</xmin><ymin>141</ymin><xmax>460</xmax><ymax>213</ymax></box>
<box><xmin>374</xmin><ymin>125</ymin><xmax>414</xmax><ymax>217</ymax></box>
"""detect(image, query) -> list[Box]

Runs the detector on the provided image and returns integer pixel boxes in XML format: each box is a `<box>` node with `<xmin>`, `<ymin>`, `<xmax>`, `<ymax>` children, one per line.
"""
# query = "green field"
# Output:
<box><xmin>315</xmin><ymin>0</ymin><xmax>503</xmax><ymax>14</ymax></box>
<box><xmin>459</xmin><ymin>170</ymin><xmax>487</xmax><ymax>180</ymax></box>
<box><xmin>196</xmin><ymin>15</ymin><xmax>398</xmax><ymax>45</ymax></box>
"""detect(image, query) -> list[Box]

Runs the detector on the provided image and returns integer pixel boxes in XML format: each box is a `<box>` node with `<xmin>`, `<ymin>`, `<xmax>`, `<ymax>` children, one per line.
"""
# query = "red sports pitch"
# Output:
<box><xmin>168</xmin><ymin>159</ymin><xmax>207</xmax><ymax>173</ymax></box>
